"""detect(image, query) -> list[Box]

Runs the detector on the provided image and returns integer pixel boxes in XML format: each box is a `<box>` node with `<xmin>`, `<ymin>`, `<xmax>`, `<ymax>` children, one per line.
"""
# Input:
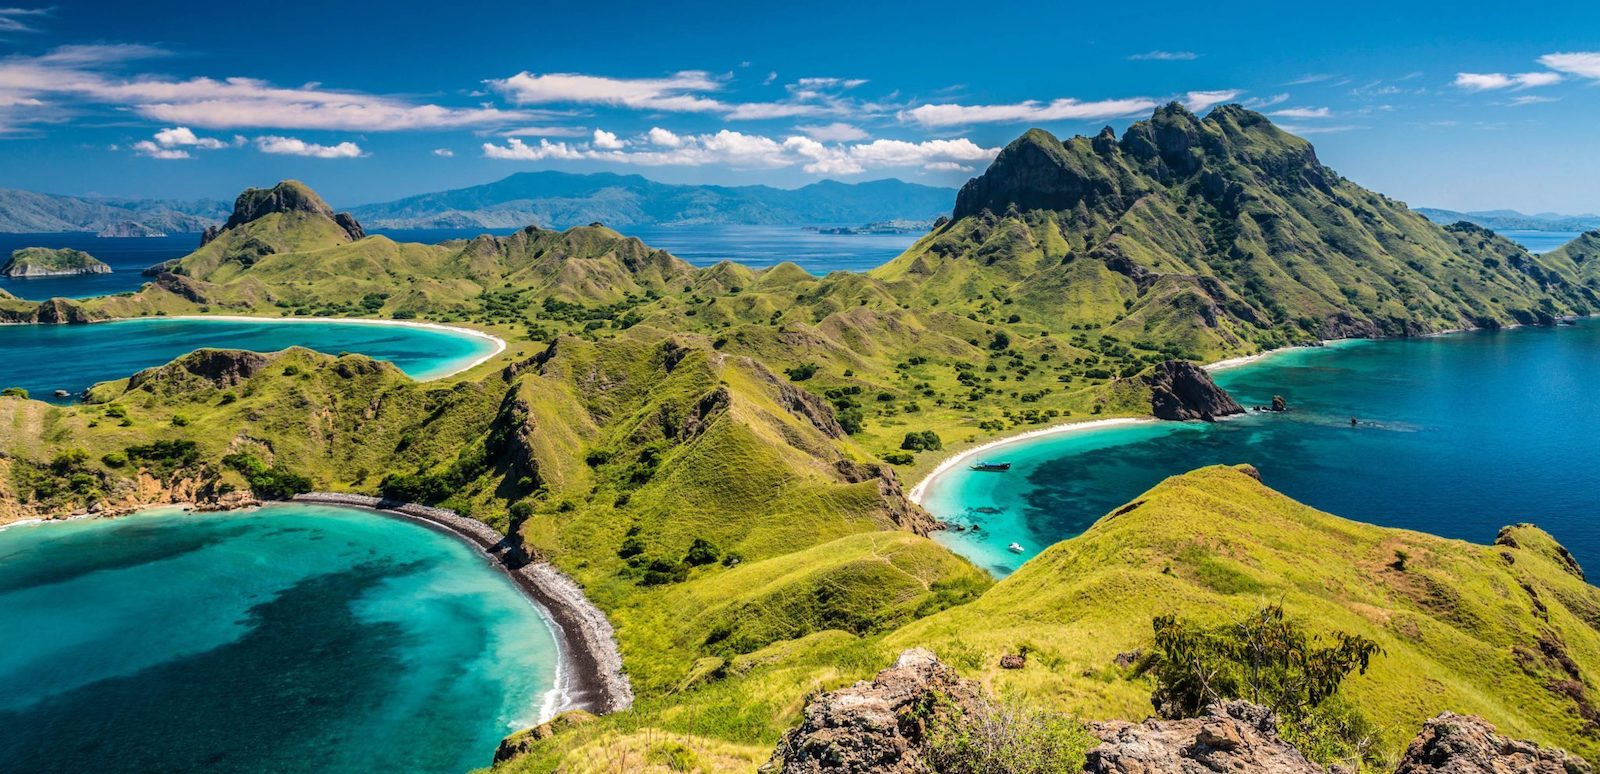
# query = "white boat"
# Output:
<box><xmin>1007</xmin><ymin>542</ymin><xmax>1024</xmax><ymax>554</ymax></box>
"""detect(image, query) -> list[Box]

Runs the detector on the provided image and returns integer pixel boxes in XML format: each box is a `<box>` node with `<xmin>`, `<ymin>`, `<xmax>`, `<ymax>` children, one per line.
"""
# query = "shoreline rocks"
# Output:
<box><xmin>1143</xmin><ymin>360</ymin><xmax>1245</xmax><ymax>421</ymax></box>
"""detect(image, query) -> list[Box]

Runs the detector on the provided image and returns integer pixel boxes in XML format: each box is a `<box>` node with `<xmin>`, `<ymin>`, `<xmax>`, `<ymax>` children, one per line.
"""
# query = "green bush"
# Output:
<box><xmin>883</xmin><ymin>451</ymin><xmax>914</xmax><ymax>465</ymax></box>
<box><xmin>683</xmin><ymin>537</ymin><xmax>721</xmax><ymax>567</ymax></box>
<box><xmin>125</xmin><ymin>439</ymin><xmax>200</xmax><ymax>475</ymax></box>
<box><xmin>900</xmin><ymin>430</ymin><xmax>944</xmax><ymax>452</ymax></box>
<box><xmin>222</xmin><ymin>453</ymin><xmax>312</xmax><ymax>500</ymax></box>
<box><xmin>786</xmin><ymin>362</ymin><xmax>820</xmax><ymax>381</ymax></box>
<box><xmin>924</xmin><ymin>694</ymin><xmax>1092</xmax><ymax>774</ymax></box>
<box><xmin>1</xmin><ymin>387</ymin><xmax>28</xmax><ymax>399</ymax></box>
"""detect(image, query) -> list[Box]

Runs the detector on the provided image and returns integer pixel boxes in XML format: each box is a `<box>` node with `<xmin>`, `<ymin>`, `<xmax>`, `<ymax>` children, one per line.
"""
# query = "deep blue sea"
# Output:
<box><xmin>0</xmin><ymin>317</ymin><xmax>496</xmax><ymax>401</ymax></box>
<box><xmin>925</xmin><ymin>322</ymin><xmax>1600</xmax><ymax>577</ymax></box>
<box><xmin>0</xmin><ymin>504</ymin><xmax>561</xmax><ymax>773</ymax></box>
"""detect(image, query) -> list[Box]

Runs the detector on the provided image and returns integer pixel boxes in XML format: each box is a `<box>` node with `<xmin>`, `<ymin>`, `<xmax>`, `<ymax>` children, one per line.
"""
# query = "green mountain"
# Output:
<box><xmin>1417</xmin><ymin>207</ymin><xmax>1600</xmax><ymax>233</ymax></box>
<box><xmin>0</xmin><ymin>188</ymin><xmax>227</xmax><ymax>234</ymax></box>
<box><xmin>4</xmin><ymin>106</ymin><xmax>1600</xmax><ymax>772</ymax></box>
<box><xmin>347</xmin><ymin>171</ymin><xmax>956</xmax><ymax>229</ymax></box>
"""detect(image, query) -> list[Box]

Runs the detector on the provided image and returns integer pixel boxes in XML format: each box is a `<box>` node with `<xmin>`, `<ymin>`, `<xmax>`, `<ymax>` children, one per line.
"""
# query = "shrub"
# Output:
<box><xmin>222</xmin><ymin>453</ymin><xmax>312</xmax><ymax>500</ymax></box>
<box><xmin>924</xmin><ymin>694</ymin><xmax>1092</xmax><ymax>774</ymax></box>
<box><xmin>1</xmin><ymin>387</ymin><xmax>28</xmax><ymax>399</ymax></box>
<box><xmin>786</xmin><ymin>362</ymin><xmax>820</xmax><ymax>381</ymax></box>
<box><xmin>125</xmin><ymin>439</ymin><xmax>200</xmax><ymax>475</ymax></box>
<box><xmin>683</xmin><ymin>537</ymin><xmax>721</xmax><ymax>566</ymax></box>
<box><xmin>883</xmin><ymin>451</ymin><xmax>915</xmax><ymax>465</ymax></box>
<box><xmin>1142</xmin><ymin>604</ymin><xmax>1382</xmax><ymax>766</ymax></box>
<box><xmin>900</xmin><ymin>430</ymin><xmax>943</xmax><ymax>452</ymax></box>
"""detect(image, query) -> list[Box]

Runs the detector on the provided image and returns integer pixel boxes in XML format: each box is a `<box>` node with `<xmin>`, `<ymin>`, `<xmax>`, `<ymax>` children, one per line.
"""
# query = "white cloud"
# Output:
<box><xmin>1507</xmin><ymin>95</ymin><xmax>1559</xmax><ymax>106</ymax></box>
<box><xmin>1276</xmin><ymin>123</ymin><xmax>1359</xmax><ymax>135</ymax></box>
<box><xmin>482</xmin><ymin>137</ymin><xmax>584</xmax><ymax>160</ymax></box>
<box><xmin>592</xmin><ymin>128</ymin><xmax>626</xmax><ymax>149</ymax></box>
<box><xmin>131</xmin><ymin>140</ymin><xmax>189</xmax><ymax>159</ymax></box>
<box><xmin>153</xmin><ymin>126</ymin><xmax>227</xmax><ymax>148</ymax></box>
<box><xmin>901</xmin><ymin>89</ymin><xmax>1240</xmax><ymax>127</ymax></box>
<box><xmin>0</xmin><ymin>45</ymin><xmax>530</xmax><ymax>131</ymax></box>
<box><xmin>501</xmin><ymin>125</ymin><xmax>589</xmax><ymax>137</ymax></box>
<box><xmin>491</xmin><ymin>71</ymin><xmax>725</xmax><ymax>112</ymax></box>
<box><xmin>646</xmin><ymin>127</ymin><xmax>682</xmax><ymax>147</ymax></box>
<box><xmin>432</xmin><ymin>147</ymin><xmax>454</xmax><ymax>157</ymax></box>
<box><xmin>1129</xmin><ymin>50</ymin><xmax>1198</xmax><ymax>61</ymax></box>
<box><xmin>1453</xmin><ymin>72</ymin><xmax>1561</xmax><ymax>91</ymax></box>
<box><xmin>483</xmin><ymin>126</ymin><xmax>997</xmax><ymax>175</ymax></box>
<box><xmin>0</xmin><ymin>7</ymin><xmax>48</xmax><ymax>33</ymax></box>
<box><xmin>1539</xmin><ymin>52</ymin><xmax>1600</xmax><ymax>79</ymax></box>
<box><xmin>796</xmin><ymin>122</ymin><xmax>868</xmax><ymax>142</ymax></box>
<box><xmin>1269</xmin><ymin>107</ymin><xmax>1331</xmax><ymax>119</ymax></box>
<box><xmin>1242</xmin><ymin>93</ymin><xmax>1290</xmax><ymax>109</ymax></box>
<box><xmin>254</xmin><ymin>135</ymin><xmax>364</xmax><ymax>158</ymax></box>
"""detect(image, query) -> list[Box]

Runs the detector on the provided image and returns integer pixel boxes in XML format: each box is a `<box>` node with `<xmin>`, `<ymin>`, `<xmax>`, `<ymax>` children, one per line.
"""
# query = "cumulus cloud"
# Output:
<box><xmin>0</xmin><ymin>45</ymin><xmax>530</xmax><ymax>131</ymax></box>
<box><xmin>1453</xmin><ymin>72</ymin><xmax>1561</xmax><ymax>91</ymax></box>
<box><xmin>1129</xmin><ymin>50</ymin><xmax>1198</xmax><ymax>61</ymax></box>
<box><xmin>153</xmin><ymin>126</ymin><xmax>228</xmax><ymax>148</ymax></box>
<box><xmin>482</xmin><ymin>137</ymin><xmax>584</xmax><ymax>160</ymax></box>
<box><xmin>254</xmin><ymin>135</ymin><xmax>364</xmax><ymax>158</ymax></box>
<box><xmin>432</xmin><ymin>147</ymin><xmax>454</xmax><ymax>157</ymax></box>
<box><xmin>131</xmin><ymin>141</ymin><xmax>189</xmax><ymax>159</ymax></box>
<box><xmin>483</xmin><ymin>127</ymin><xmax>997</xmax><ymax>175</ymax></box>
<box><xmin>1539</xmin><ymin>52</ymin><xmax>1600</xmax><ymax>79</ymax></box>
<box><xmin>901</xmin><ymin>89</ymin><xmax>1240</xmax><ymax>127</ymax></box>
<box><xmin>796</xmin><ymin>122</ymin><xmax>869</xmax><ymax>142</ymax></box>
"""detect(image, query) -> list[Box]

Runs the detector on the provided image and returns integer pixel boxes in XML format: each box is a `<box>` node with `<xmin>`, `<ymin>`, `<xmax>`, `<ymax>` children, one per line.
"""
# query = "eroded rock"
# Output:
<box><xmin>1085</xmin><ymin>701</ymin><xmax>1322</xmax><ymax>774</ymax></box>
<box><xmin>1394</xmin><ymin>712</ymin><xmax>1591</xmax><ymax>773</ymax></box>
<box><xmin>1143</xmin><ymin>360</ymin><xmax>1245</xmax><ymax>421</ymax></box>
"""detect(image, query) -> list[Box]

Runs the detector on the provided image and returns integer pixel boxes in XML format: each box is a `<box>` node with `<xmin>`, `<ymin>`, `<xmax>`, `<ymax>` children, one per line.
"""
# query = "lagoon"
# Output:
<box><xmin>0</xmin><ymin>316</ymin><xmax>498</xmax><ymax>401</ymax></box>
<box><xmin>923</xmin><ymin>322</ymin><xmax>1600</xmax><ymax>577</ymax></box>
<box><xmin>0</xmin><ymin>503</ymin><xmax>561</xmax><ymax>773</ymax></box>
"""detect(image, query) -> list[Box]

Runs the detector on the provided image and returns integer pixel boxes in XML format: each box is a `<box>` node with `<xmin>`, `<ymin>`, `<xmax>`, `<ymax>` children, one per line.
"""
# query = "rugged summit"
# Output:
<box><xmin>200</xmin><ymin>180</ymin><xmax>365</xmax><ymax>246</ymax></box>
<box><xmin>881</xmin><ymin>104</ymin><xmax>1595</xmax><ymax>360</ymax></box>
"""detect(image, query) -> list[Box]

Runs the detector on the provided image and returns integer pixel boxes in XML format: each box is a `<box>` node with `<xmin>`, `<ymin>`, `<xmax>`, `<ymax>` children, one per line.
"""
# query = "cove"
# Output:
<box><xmin>922</xmin><ymin>322</ymin><xmax>1600</xmax><ymax>577</ymax></box>
<box><xmin>0</xmin><ymin>316</ymin><xmax>500</xmax><ymax>402</ymax></box>
<box><xmin>0</xmin><ymin>503</ymin><xmax>561</xmax><ymax>773</ymax></box>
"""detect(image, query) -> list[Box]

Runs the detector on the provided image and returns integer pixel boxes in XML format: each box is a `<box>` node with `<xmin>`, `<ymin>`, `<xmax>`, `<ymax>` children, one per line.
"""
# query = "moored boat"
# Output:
<box><xmin>1007</xmin><ymin>542</ymin><xmax>1025</xmax><ymax>553</ymax></box>
<box><xmin>970</xmin><ymin>461</ymin><xmax>1012</xmax><ymax>472</ymax></box>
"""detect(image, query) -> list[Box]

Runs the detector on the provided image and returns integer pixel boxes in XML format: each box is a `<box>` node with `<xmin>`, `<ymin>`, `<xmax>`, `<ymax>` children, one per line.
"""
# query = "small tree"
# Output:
<box><xmin>684</xmin><ymin>537</ymin><xmax>721</xmax><ymax>566</ymax></box>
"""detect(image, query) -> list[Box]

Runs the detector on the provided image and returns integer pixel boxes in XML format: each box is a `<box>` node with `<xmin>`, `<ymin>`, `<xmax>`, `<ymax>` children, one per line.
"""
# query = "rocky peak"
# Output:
<box><xmin>1394</xmin><ymin>712</ymin><xmax>1591</xmax><ymax>773</ymax></box>
<box><xmin>1143</xmin><ymin>360</ymin><xmax>1245</xmax><ymax>421</ymax></box>
<box><xmin>765</xmin><ymin>648</ymin><xmax>983</xmax><ymax>773</ymax></box>
<box><xmin>201</xmin><ymin>180</ymin><xmax>365</xmax><ymax>245</ymax></box>
<box><xmin>127</xmin><ymin>349</ymin><xmax>270</xmax><ymax>392</ymax></box>
<box><xmin>951</xmin><ymin>127</ymin><xmax>1131</xmax><ymax>221</ymax></box>
<box><xmin>1086</xmin><ymin>701</ymin><xmax>1324</xmax><ymax>773</ymax></box>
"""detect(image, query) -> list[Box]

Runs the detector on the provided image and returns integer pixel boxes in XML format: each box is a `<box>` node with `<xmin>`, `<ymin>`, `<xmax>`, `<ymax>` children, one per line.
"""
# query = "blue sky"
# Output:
<box><xmin>2</xmin><ymin>0</ymin><xmax>1598</xmax><ymax>212</ymax></box>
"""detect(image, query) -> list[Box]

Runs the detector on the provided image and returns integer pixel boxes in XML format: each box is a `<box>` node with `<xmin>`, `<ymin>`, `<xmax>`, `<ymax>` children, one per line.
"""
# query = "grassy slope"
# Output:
<box><xmin>895</xmin><ymin>465</ymin><xmax>1600</xmax><ymax>762</ymax></box>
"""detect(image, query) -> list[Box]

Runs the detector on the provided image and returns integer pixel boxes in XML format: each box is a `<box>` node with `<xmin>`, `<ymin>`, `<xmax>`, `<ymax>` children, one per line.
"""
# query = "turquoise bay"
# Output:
<box><xmin>925</xmin><ymin>322</ymin><xmax>1600</xmax><ymax>577</ymax></box>
<box><xmin>0</xmin><ymin>504</ymin><xmax>561</xmax><ymax>773</ymax></box>
<box><xmin>0</xmin><ymin>317</ymin><xmax>497</xmax><ymax>401</ymax></box>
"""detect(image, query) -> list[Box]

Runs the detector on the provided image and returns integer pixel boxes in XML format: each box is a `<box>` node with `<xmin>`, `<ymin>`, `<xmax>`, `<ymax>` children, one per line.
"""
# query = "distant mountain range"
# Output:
<box><xmin>346</xmin><ymin>171</ymin><xmax>956</xmax><ymax>229</ymax></box>
<box><xmin>0</xmin><ymin>189</ymin><xmax>229</xmax><ymax>234</ymax></box>
<box><xmin>1416</xmin><ymin>207</ymin><xmax>1600</xmax><ymax>233</ymax></box>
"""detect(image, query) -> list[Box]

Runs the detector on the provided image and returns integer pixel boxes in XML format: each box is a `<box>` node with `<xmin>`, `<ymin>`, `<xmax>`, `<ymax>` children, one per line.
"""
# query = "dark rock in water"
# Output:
<box><xmin>1143</xmin><ymin>360</ymin><xmax>1244</xmax><ymax>421</ymax></box>
<box><xmin>767</xmin><ymin>648</ymin><xmax>983</xmax><ymax>773</ymax></box>
<box><xmin>1394</xmin><ymin>711</ymin><xmax>1591</xmax><ymax>773</ymax></box>
<box><xmin>1085</xmin><ymin>701</ymin><xmax>1324</xmax><ymax>774</ymax></box>
<box><xmin>1271</xmin><ymin>394</ymin><xmax>1288</xmax><ymax>412</ymax></box>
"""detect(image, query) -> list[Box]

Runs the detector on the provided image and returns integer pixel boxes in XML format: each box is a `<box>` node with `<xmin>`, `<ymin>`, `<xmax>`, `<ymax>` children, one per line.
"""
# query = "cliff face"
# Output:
<box><xmin>1143</xmin><ymin>359</ymin><xmax>1245</xmax><ymax>421</ymax></box>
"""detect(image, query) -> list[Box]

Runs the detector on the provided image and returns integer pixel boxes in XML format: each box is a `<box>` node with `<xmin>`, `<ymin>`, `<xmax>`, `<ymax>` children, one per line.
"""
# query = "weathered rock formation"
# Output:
<box><xmin>127</xmin><ymin>349</ymin><xmax>271</xmax><ymax>392</ymax></box>
<box><xmin>201</xmin><ymin>180</ymin><xmax>365</xmax><ymax>245</ymax></box>
<box><xmin>1085</xmin><ymin>701</ymin><xmax>1323</xmax><ymax>773</ymax></box>
<box><xmin>1143</xmin><ymin>360</ymin><xmax>1245</xmax><ymax>421</ymax></box>
<box><xmin>1394</xmin><ymin>712</ymin><xmax>1591</xmax><ymax>773</ymax></box>
<box><xmin>765</xmin><ymin>648</ymin><xmax>982</xmax><ymax>773</ymax></box>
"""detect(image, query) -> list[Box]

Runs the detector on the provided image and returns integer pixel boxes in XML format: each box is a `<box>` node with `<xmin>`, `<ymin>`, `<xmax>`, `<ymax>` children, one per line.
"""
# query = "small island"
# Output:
<box><xmin>96</xmin><ymin>221</ymin><xmax>168</xmax><ymax>238</ymax></box>
<box><xmin>1</xmin><ymin>247</ymin><xmax>113</xmax><ymax>278</ymax></box>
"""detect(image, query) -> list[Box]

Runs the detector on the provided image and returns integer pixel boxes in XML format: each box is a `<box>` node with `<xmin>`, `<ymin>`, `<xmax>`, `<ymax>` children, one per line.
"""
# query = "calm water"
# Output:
<box><xmin>0</xmin><ymin>317</ymin><xmax>496</xmax><ymax>401</ymax></box>
<box><xmin>925</xmin><ymin>323</ymin><xmax>1600</xmax><ymax>577</ymax></box>
<box><xmin>0</xmin><ymin>232</ymin><xmax>199</xmax><ymax>300</ymax></box>
<box><xmin>0</xmin><ymin>504</ymin><xmax>560</xmax><ymax>773</ymax></box>
<box><xmin>1501</xmin><ymin>230</ymin><xmax>1583</xmax><ymax>254</ymax></box>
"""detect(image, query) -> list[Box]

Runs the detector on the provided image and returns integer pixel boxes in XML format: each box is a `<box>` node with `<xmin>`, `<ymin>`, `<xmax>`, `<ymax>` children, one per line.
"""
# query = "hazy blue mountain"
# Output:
<box><xmin>0</xmin><ymin>188</ymin><xmax>228</xmax><ymax>234</ymax></box>
<box><xmin>347</xmin><ymin>171</ymin><xmax>956</xmax><ymax>229</ymax></box>
<box><xmin>1416</xmin><ymin>207</ymin><xmax>1600</xmax><ymax>232</ymax></box>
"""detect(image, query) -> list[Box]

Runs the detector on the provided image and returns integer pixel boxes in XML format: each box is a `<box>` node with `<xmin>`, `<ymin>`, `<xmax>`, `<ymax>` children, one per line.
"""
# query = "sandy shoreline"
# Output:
<box><xmin>908</xmin><ymin>340</ymin><xmax>1327</xmax><ymax>506</ymax></box>
<box><xmin>286</xmin><ymin>493</ymin><xmax>633</xmax><ymax>721</ymax></box>
<box><xmin>127</xmin><ymin>314</ymin><xmax>508</xmax><ymax>381</ymax></box>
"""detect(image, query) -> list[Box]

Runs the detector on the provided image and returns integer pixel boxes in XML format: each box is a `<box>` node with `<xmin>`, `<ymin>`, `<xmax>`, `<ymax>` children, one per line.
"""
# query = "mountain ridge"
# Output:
<box><xmin>0</xmin><ymin>188</ymin><xmax>228</xmax><ymax>234</ymax></box>
<box><xmin>348</xmin><ymin>171</ymin><xmax>956</xmax><ymax>229</ymax></box>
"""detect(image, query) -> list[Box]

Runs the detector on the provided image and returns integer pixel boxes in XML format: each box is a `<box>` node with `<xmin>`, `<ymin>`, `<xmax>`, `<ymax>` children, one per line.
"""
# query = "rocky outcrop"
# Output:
<box><xmin>493</xmin><ymin>711</ymin><xmax>596</xmax><ymax>763</ymax></box>
<box><xmin>835</xmin><ymin>460</ymin><xmax>939</xmax><ymax>536</ymax></box>
<box><xmin>1394</xmin><ymin>712</ymin><xmax>1591</xmax><ymax>773</ymax></box>
<box><xmin>0</xmin><ymin>297</ymin><xmax>94</xmax><ymax>324</ymax></box>
<box><xmin>206</xmin><ymin>180</ymin><xmax>366</xmax><ymax>243</ymax></box>
<box><xmin>128</xmin><ymin>349</ymin><xmax>270</xmax><ymax>392</ymax></box>
<box><xmin>1085</xmin><ymin>701</ymin><xmax>1323</xmax><ymax>773</ymax></box>
<box><xmin>1143</xmin><ymin>360</ymin><xmax>1245</xmax><ymax>421</ymax></box>
<box><xmin>766</xmin><ymin>648</ymin><xmax>983</xmax><ymax>774</ymax></box>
